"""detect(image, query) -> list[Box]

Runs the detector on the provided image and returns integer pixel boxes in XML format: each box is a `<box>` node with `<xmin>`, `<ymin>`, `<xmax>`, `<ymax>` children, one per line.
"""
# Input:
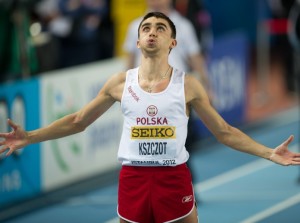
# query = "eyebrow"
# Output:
<box><xmin>141</xmin><ymin>22</ymin><xmax>168</xmax><ymax>29</ymax></box>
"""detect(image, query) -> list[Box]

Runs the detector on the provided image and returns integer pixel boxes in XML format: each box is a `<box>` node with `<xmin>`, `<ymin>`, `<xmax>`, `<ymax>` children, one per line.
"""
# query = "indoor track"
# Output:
<box><xmin>2</xmin><ymin>107</ymin><xmax>300</xmax><ymax>223</ymax></box>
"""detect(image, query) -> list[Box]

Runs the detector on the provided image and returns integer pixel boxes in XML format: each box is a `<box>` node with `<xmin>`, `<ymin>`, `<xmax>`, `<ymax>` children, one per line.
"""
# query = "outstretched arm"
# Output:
<box><xmin>185</xmin><ymin>75</ymin><xmax>300</xmax><ymax>166</ymax></box>
<box><xmin>0</xmin><ymin>72</ymin><xmax>125</xmax><ymax>156</ymax></box>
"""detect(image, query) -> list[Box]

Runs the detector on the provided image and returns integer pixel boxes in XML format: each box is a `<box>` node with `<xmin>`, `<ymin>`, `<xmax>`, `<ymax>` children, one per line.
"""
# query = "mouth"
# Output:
<box><xmin>147</xmin><ymin>38</ymin><xmax>155</xmax><ymax>42</ymax></box>
<box><xmin>147</xmin><ymin>39</ymin><xmax>156</xmax><ymax>46</ymax></box>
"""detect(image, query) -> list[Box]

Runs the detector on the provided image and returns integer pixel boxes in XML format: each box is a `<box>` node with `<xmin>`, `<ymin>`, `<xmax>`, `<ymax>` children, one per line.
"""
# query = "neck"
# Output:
<box><xmin>139</xmin><ymin>49</ymin><xmax>170</xmax><ymax>79</ymax></box>
<box><xmin>138</xmin><ymin>64</ymin><xmax>171</xmax><ymax>93</ymax></box>
<box><xmin>139</xmin><ymin>59</ymin><xmax>170</xmax><ymax>81</ymax></box>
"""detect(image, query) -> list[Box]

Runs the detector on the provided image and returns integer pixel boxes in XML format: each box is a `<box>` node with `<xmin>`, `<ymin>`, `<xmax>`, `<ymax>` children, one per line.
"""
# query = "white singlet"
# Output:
<box><xmin>118</xmin><ymin>67</ymin><xmax>189</xmax><ymax>166</ymax></box>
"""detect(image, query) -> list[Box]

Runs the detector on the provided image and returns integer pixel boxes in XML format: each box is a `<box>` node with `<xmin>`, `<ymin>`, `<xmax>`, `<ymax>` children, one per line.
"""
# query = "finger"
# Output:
<box><xmin>0</xmin><ymin>133</ymin><xmax>9</xmax><ymax>138</ymax></box>
<box><xmin>283</xmin><ymin>135</ymin><xmax>294</xmax><ymax>146</ymax></box>
<box><xmin>292</xmin><ymin>157</ymin><xmax>300</xmax><ymax>162</ymax></box>
<box><xmin>0</xmin><ymin>145</ymin><xmax>8</xmax><ymax>154</ymax></box>
<box><xmin>290</xmin><ymin>161</ymin><xmax>300</xmax><ymax>166</ymax></box>
<box><xmin>7</xmin><ymin>119</ymin><xmax>18</xmax><ymax>131</ymax></box>
<box><xmin>293</xmin><ymin>153</ymin><xmax>300</xmax><ymax>157</ymax></box>
<box><xmin>6</xmin><ymin>148</ymin><xmax>14</xmax><ymax>157</ymax></box>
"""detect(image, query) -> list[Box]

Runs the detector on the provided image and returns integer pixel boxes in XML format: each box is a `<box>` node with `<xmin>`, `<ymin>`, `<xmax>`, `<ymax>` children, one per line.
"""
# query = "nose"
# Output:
<box><xmin>149</xmin><ymin>28</ymin><xmax>157</xmax><ymax>36</ymax></box>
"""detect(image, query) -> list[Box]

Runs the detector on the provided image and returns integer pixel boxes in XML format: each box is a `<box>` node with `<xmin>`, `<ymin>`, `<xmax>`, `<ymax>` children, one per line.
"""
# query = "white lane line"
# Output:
<box><xmin>194</xmin><ymin>159</ymin><xmax>272</xmax><ymax>193</ymax></box>
<box><xmin>195</xmin><ymin>145</ymin><xmax>298</xmax><ymax>193</ymax></box>
<box><xmin>105</xmin><ymin>218</ymin><xmax>119</xmax><ymax>223</ymax></box>
<box><xmin>240</xmin><ymin>193</ymin><xmax>300</xmax><ymax>223</ymax></box>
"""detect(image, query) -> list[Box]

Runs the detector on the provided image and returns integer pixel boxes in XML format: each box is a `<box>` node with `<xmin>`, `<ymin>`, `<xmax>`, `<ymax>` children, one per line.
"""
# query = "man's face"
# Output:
<box><xmin>137</xmin><ymin>16</ymin><xmax>176</xmax><ymax>55</ymax></box>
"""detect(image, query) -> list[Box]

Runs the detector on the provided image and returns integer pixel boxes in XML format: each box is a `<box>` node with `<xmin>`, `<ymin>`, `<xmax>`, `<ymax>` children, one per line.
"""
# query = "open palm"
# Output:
<box><xmin>0</xmin><ymin>119</ymin><xmax>28</xmax><ymax>156</ymax></box>
<box><xmin>270</xmin><ymin>135</ymin><xmax>300</xmax><ymax>166</ymax></box>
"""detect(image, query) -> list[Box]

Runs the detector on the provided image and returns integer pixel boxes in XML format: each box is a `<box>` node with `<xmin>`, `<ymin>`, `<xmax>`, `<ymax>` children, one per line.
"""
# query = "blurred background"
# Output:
<box><xmin>0</xmin><ymin>0</ymin><xmax>299</xmax><ymax>222</ymax></box>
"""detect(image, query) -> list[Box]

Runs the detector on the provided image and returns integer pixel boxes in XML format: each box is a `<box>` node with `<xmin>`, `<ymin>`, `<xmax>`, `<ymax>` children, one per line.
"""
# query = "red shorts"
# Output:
<box><xmin>118</xmin><ymin>163</ymin><xmax>195</xmax><ymax>223</ymax></box>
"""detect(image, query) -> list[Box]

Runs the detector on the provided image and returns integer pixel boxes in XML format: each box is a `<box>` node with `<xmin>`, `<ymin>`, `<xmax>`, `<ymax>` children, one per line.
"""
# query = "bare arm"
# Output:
<box><xmin>185</xmin><ymin>75</ymin><xmax>300</xmax><ymax>166</ymax></box>
<box><xmin>0</xmin><ymin>72</ymin><xmax>126</xmax><ymax>156</ymax></box>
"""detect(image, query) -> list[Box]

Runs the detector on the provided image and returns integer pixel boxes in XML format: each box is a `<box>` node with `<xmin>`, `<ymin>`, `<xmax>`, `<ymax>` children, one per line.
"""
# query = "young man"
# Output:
<box><xmin>0</xmin><ymin>12</ymin><xmax>300</xmax><ymax>223</ymax></box>
<box><xmin>123</xmin><ymin>1</ymin><xmax>211</xmax><ymax>199</ymax></box>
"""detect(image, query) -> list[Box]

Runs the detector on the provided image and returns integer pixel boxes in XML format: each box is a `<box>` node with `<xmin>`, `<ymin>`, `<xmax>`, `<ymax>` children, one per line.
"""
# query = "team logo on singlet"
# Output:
<box><xmin>136</xmin><ymin>105</ymin><xmax>168</xmax><ymax>125</ymax></box>
<box><xmin>131</xmin><ymin>126</ymin><xmax>176</xmax><ymax>139</ymax></box>
<box><xmin>131</xmin><ymin>105</ymin><xmax>176</xmax><ymax>139</ymax></box>
<box><xmin>146</xmin><ymin>105</ymin><xmax>157</xmax><ymax>116</ymax></box>
<box><xmin>128</xmin><ymin>86</ymin><xmax>139</xmax><ymax>102</ymax></box>
<box><xmin>132</xmin><ymin>105</ymin><xmax>176</xmax><ymax>139</ymax></box>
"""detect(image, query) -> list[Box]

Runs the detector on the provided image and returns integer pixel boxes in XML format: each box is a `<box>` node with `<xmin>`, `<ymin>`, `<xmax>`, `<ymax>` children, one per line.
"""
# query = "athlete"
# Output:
<box><xmin>1</xmin><ymin>12</ymin><xmax>300</xmax><ymax>223</ymax></box>
<box><xmin>123</xmin><ymin>1</ymin><xmax>210</xmax><ymax>200</ymax></box>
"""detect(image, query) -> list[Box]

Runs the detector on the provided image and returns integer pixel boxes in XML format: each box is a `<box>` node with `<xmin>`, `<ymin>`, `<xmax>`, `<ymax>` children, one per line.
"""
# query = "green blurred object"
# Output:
<box><xmin>0</xmin><ymin>0</ymin><xmax>39</xmax><ymax>83</ymax></box>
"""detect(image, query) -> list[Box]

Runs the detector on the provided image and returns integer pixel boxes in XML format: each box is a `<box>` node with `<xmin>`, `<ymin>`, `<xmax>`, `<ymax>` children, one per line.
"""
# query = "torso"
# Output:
<box><xmin>109</xmin><ymin>71</ymin><xmax>193</xmax><ymax>116</ymax></box>
<box><xmin>117</xmin><ymin>67</ymin><xmax>190</xmax><ymax>166</ymax></box>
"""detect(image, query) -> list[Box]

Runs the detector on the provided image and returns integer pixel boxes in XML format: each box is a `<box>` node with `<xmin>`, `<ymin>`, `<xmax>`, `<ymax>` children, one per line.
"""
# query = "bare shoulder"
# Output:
<box><xmin>184</xmin><ymin>74</ymin><xmax>207</xmax><ymax>104</ymax></box>
<box><xmin>107</xmin><ymin>71</ymin><xmax>127</xmax><ymax>84</ymax></box>
<box><xmin>101</xmin><ymin>71</ymin><xmax>127</xmax><ymax>102</ymax></box>
<box><xmin>184</xmin><ymin>74</ymin><xmax>198</xmax><ymax>86</ymax></box>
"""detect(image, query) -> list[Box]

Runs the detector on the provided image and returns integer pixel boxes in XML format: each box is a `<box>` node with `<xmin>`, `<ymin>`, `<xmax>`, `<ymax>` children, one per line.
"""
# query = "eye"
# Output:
<box><xmin>157</xmin><ymin>26</ymin><xmax>165</xmax><ymax>32</ymax></box>
<box><xmin>142</xmin><ymin>26</ymin><xmax>150</xmax><ymax>32</ymax></box>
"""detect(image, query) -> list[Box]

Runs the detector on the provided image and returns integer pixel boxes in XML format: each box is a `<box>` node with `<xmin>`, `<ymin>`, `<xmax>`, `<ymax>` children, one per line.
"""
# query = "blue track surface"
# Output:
<box><xmin>3</xmin><ymin>107</ymin><xmax>300</xmax><ymax>223</ymax></box>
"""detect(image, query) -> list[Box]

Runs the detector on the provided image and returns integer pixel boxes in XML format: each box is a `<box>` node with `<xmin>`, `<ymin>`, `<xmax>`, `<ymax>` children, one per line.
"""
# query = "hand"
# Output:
<box><xmin>270</xmin><ymin>135</ymin><xmax>300</xmax><ymax>166</ymax></box>
<box><xmin>0</xmin><ymin>119</ymin><xmax>29</xmax><ymax>157</ymax></box>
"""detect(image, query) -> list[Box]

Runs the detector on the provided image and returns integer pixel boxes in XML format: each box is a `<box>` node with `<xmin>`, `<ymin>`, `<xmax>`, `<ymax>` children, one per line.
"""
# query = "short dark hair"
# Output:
<box><xmin>138</xmin><ymin>12</ymin><xmax>176</xmax><ymax>39</ymax></box>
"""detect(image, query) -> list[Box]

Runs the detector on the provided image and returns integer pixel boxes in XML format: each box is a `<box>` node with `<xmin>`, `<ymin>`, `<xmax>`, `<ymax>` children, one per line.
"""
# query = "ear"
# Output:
<box><xmin>169</xmin><ymin>39</ymin><xmax>177</xmax><ymax>50</ymax></box>
<box><xmin>137</xmin><ymin>40</ymin><xmax>140</xmax><ymax>48</ymax></box>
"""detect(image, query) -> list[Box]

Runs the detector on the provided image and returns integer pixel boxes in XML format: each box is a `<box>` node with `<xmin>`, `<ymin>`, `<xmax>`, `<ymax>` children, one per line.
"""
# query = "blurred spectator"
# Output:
<box><xmin>288</xmin><ymin>0</ymin><xmax>300</xmax><ymax>94</ymax></box>
<box><xmin>173</xmin><ymin>0</ymin><xmax>213</xmax><ymax>56</ymax></box>
<box><xmin>59</xmin><ymin>0</ymin><xmax>113</xmax><ymax>67</ymax></box>
<box><xmin>56</xmin><ymin>0</ymin><xmax>113</xmax><ymax>68</ymax></box>
<box><xmin>32</xmin><ymin>0</ymin><xmax>62</xmax><ymax>72</ymax></box>
<box><xmin>34</xmin><ymin>0</ymin><xmax>114</xmax><ymax>70</ymax></box>
<box><xmin>267</xmin><ymin>0</ymin><xmax>297</xmax><ymax>93</ymax></box>
<box><xmin>0</xmin><ymin>0</ymin><xmax>39</xmax><ymax>83</ymax></box>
